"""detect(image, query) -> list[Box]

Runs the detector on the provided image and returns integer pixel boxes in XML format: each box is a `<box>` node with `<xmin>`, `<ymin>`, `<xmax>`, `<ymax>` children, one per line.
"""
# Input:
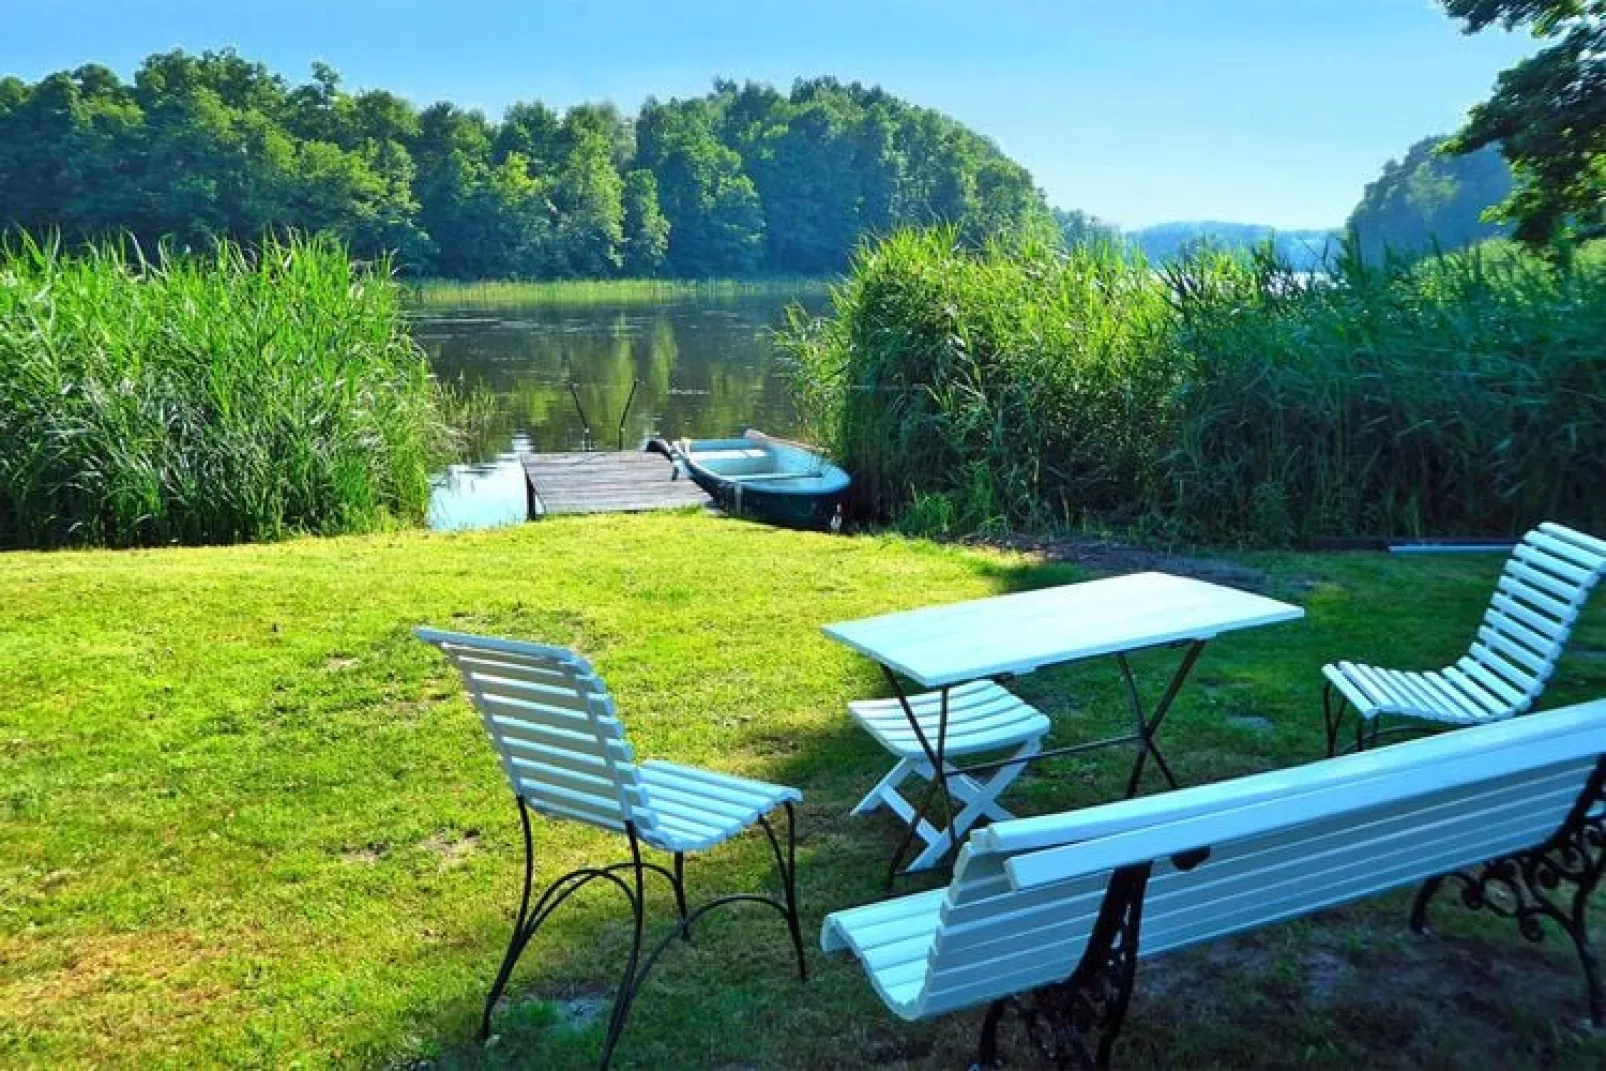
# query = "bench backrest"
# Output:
<box><xmin>1460</xmin><ymin>522</ymin><xmax>1606</xmax><ymax>715</ymax></box>
<box><xmin>910</xmin><ymin>698</ymin><xmax>1606</xmax><ymax>1020</ymax></box>
<box><xmin>416</xmin><ymin>628</ymin><xmax>655</xmax><ymax>836</ymax></box>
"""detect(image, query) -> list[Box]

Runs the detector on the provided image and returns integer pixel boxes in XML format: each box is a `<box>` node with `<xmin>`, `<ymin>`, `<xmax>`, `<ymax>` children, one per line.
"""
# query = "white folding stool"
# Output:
<box><xmin>848</xmin><ymin>679</ymin><xmax>1051</xmax><ymax>871</ymax></box>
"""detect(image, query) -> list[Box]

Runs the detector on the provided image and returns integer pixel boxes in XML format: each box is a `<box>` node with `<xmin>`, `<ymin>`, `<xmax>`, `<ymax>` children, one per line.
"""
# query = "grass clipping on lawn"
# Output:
<box><xmin>1</xmin><ymin>513</ymin><xmax>1604</xmax><ymax>1067</ymax></box>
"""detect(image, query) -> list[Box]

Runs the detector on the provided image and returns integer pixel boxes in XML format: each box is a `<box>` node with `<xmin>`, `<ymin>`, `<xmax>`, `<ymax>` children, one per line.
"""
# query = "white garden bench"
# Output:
<box><xmin>416</xmin><ymin>628</ymin><xmax>807</xmax><ymax>1069</ymax></box>
<box><xmin>1323</xmin><ymin>522</ymin><xmax>1606</xmax><ymax>754</ymax></box>
<box><xmin>823</xmin><ymin>696</ymin><xmax>1606</xmax><ymax>1068</ymax></box>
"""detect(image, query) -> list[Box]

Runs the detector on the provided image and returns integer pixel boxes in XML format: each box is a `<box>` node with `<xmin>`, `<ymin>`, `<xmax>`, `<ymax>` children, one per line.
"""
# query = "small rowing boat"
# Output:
<box><xmin>652</xmin><ymin>430</ymin><xmax>850</xmax><ymax>531</ymax></box>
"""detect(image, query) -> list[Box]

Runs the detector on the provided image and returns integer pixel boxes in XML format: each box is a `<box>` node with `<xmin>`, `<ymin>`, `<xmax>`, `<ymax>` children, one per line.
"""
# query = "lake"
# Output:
<box><xmin>413</xmin><ymin>291</ymin><xmax>825</xmax><ymax>530</ymax></box>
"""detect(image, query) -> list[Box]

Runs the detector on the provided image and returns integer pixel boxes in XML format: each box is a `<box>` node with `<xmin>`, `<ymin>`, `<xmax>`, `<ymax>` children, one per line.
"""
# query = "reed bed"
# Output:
<box><xmin>784</xmin><ymin>230</ymin><xmax>1606</xmax><ymax>543</ymax></box>
<box><xmin>0</xmin><ymin>235</ymin><xmax>446</xmax><ymax>549</ymax></box>
<box><xmin>407</xmin><ymin>276</ymin><xmax>829</xmax><ymax>309</ymax></box>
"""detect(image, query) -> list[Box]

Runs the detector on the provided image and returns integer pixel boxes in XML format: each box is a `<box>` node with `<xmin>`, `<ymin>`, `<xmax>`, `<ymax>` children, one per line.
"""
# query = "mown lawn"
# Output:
<box><xmin>2</xmin><ymin>513</ymin><xmax>1604</xmax><ymax>1069</ymax></box>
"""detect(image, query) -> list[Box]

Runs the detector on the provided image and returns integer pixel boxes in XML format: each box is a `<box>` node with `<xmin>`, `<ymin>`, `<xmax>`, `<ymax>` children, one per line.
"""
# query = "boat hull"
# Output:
<box><xmin>675</xmin><ymin>434</ymin><xmax>849</xmax><ymax>531</ymax></box>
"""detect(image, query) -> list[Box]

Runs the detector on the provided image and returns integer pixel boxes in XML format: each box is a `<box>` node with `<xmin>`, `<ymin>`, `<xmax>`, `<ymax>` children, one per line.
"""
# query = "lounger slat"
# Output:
<box><xmin>1440</xmin><ymin>664</ymin><xmax>1507</xmax><ymax>714</ymax></box>
<box><xmin>1515</xmin><ymin>543</ymin><xmax>1595</xmax><ymax>587</ymax></box>
<box><xmin>1475</xmin><ymin>627</ymin><xmax>1552</xmax><ymax>678</ymax></box>
<box><xmin>1484</xmin><ymin>610</ymin><xmax>1561</xmax><ymax>660</ymax></box>
<box><xmin>1455</xmin><ymin>655</ymin><xmax>1527</xmax><ymax>708</ymax></box>
<box><xmin>1490</xmin><ymin>592</ymin><xmax>1571</xmax><ymax>641</ymax></box>
<box><xmin>1507</xmin><ymin>558</ymin><xmax>1579</xmax><ymax>601</ymax></box>
<box><xmin>1496</xmin><ymin>572</ymin><xmax>1576</xmax><ymax>620</ymax></box>
<box><xmin>1528</xmin><ymin>530</ymin><xmax>1605</xmax><ymax>571</ymax></box>
<box><xmin>1542</xmin><ymin>521</ymin><xmax>1606</xmax><ymax>559</ymax></box>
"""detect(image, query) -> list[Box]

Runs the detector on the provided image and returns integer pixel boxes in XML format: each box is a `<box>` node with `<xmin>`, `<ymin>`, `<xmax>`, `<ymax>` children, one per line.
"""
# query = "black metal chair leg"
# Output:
<box><xmin>761</xmin><ymin>803</ymin><xmax>809</xmax><ymax>981</ymax></box>
<box><xmin>672</xmin><ymin>851</ymin><xmax>691</xmax><ymax>941</ymax></box>
<box><xmin>1322</xmin><ymin>682</ymin><xmax>1343</xmax><ymax>758</ymax></box>
<box><xmin>782</xmin><ymin>802</ymin><xmax>808</xmax><ymax>982</ymax></box>
<box><xmin>598</xmin><ymin>826</ymin><xmax>649</xmax><ymax>1070</ymax></box>
<box><xmin>481</xmin><ymin>799</ymin><xmax>537</xmax><ymax>1040</ymax></box>
<box><xmin>480</xmin><ymin>806</ymin><xmax>805</xmax><ymax>1066</ymax></box>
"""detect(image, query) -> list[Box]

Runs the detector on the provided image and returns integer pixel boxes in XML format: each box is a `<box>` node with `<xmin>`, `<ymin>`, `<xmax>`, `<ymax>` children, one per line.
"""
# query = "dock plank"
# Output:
<box><xmin>520</xmin><ymin>451</ymin><xmax>711</xmax><ymax>517</ymax></box>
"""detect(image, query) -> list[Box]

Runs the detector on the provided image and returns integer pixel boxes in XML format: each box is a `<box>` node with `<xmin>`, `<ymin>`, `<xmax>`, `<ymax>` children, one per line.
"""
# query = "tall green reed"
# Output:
<box><xmin>0</xmin><ymin>234</ymin><xmax>448</xmax><ymax>548</ymax></box>
<box><xmin>784</xmin><ymin>230</ymin><xmax>1606</xmax><ymax>544</ymax></box>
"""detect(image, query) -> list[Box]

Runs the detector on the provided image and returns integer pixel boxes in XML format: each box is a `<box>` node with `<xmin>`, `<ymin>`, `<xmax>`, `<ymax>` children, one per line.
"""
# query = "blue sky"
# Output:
<box><xmin>0</xmin><ymin>0</ymin><xmax>1535</xmax><ymax>229</ymax></box>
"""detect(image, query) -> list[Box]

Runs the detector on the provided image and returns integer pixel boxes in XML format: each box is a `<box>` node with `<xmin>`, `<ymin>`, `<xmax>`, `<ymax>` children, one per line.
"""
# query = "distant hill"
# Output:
<box><xmin>1126</xmin><ymin>221</ymin><xmax>1341</xmax><ymax>271</ymax></box>
<box><xmin>1053</xmin><ymin>212</ymin><xmax>1341</xmax><ymax>272</ymax></box>
<box><xmin>1346</xmin><ymin>136</ymin><xmax>1512</xmax><ymax>262</ymax></box>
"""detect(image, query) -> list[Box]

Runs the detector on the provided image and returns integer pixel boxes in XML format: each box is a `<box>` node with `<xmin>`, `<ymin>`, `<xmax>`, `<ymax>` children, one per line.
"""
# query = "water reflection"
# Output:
<box><xmin>427</xmin><ymin>435</ymin><xmax>534</xmax><ymax>532</ymax></box>
<box><xmin>417</xmin><ymin>294</ymin><xmax>822</xmax><ymax>530</ymax></box>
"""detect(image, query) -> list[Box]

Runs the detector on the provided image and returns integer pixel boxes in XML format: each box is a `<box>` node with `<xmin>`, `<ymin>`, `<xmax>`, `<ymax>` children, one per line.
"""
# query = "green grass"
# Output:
<box><xmin>407</xmin><ymin>277</ymin><xmax>830</xmax><ymax>309</ymax></box>
<box><xmin>2</xmin><ymin>513</ymin><xmax>1605</xmax><ymax>1068</ymax></box>
<box><xmin>783</xmin><ymin>229</ymin><xmax>1606</xmax><ymax>544</ymax></box>
<box><xmin>0</xmin><ymin>234</ymin><xmax>446</xmax><ymax>549</ymax></box>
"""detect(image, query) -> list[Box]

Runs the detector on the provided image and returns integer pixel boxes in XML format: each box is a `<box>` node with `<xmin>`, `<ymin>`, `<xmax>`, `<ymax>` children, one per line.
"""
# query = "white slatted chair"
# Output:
<box><xmin>416</xmin><ymin>628</ymin><xmax>806</xmax><ymax>1069</ymax></box>
<box><xmin>849</xmin><ymin>680</ymin><xmax>1051</xmax><ymax>872</ymax></box>
<box><xmin>824</xmin><ymin>697</ymin><xmax>1606</xmax><ymax>1068</ymax></box>
<box><xmin>1323</xmin><ymin>522</ymin><xmax>1606</xmax><ymax>755</ymax></box>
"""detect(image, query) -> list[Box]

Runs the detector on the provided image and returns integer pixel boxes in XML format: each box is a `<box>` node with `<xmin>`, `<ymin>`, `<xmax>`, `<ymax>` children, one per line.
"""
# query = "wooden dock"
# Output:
<box><xmin>520</xmin><ymin>451</ymin><xmax>711</xmax><ymax>518</ymax></box>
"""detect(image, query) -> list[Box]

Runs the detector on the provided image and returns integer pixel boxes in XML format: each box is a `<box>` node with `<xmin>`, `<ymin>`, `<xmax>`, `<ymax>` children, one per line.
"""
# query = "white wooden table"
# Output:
<box><xmin>824</xmin><ymin>571</ymin><xmax>1305</xmax><ymax>877</ymax></box>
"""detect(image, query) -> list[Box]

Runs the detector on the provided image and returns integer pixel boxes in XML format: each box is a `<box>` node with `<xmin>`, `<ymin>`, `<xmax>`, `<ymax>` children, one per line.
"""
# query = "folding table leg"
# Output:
<box><xmin>1118</xmin><ymin>642</ymin><xmax>1204</xmax><ymax>799</ymax></box>
<box><xmin>876</xmin><ymin>784</ymin><xmax>947</xmax><ymax>852</ymax></box>
<box><xmin>881</xmin><ymin>673</ymin><xmax>957</xmax><ymax>885</ymax></box>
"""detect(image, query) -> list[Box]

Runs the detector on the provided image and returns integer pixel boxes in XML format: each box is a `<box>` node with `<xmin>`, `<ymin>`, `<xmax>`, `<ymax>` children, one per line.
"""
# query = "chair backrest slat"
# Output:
<box><xmin>1490</xmin><ymin>592</ymin><xmax>1572</xmax><ymax>640</ymax></box>
<box><xmin>1515</xmin><ymin>542</ymin><xmax>1595</xmax><ymax>587</ymax></box>
<box><xmin>1475</xmin><ymin>626</ymin><xmax>1551</xmax><ymax>677</ymax></box>
<box><xmin>1465</xmin><ymin>524</ymin><xmax>1606</xmax><ymax>714</ymax></box>
<box><xmin>1497</xmin><ymin>573</ymin><xmax>1576</xmax><ymax>622</ymax></box>
<box><xmin>417</xmin><ymin>627</ymin><xmax>653</xmax><ymax>834</ymax></box>
<box><xmin>1533</xmin><ymin>525</ymin><xmax>1606</xmax><ymax>569</ymax></box>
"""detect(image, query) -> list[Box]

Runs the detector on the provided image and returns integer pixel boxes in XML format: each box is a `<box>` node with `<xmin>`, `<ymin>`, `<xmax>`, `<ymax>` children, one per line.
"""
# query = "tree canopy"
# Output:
<box><xmin>0</xmin><ymin>53</ymin><xmax>1055</xmax><ymax>279</ymax></box>
<box><xmin>1440</xmin><ymin>0</ymin><xmax>1605</xmax><ymax>244</ymax></box>
<box><xmin>1346</xmin><ymin>135</ymin><xmax>1514</xmax><ymax>260</ymax></box>
<box><xmin>1053</xmin><ymin>208</ymin><xmax>1122</xmax><ymax>247</ymax></box>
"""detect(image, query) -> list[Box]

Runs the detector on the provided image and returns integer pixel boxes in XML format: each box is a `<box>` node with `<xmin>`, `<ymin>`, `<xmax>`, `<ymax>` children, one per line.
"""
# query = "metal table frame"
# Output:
<box><xmin>876</xmin><ymin>638</ymin><xmax>1206</xmax><ymax>885</ymax></box>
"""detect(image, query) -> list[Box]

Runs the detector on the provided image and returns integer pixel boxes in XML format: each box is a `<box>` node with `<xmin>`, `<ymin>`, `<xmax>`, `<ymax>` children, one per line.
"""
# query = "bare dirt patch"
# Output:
<box><xmin>967</xmin><ymin>533</ymin><xmax>1315</xmax><ymax>595</ymax></box>
<box><xmin>421</xmin><ymin>829</ymin><xmax>480</xmax><ymax>866</ymax></box>
<box><xmin>1136</xmin><ymin>914</ymin><xmax>1599</xmax><ymax>1061</ymax></box>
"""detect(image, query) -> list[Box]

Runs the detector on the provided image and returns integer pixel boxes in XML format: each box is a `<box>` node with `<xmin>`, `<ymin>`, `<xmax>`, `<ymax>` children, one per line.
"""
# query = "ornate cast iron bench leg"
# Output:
<box><xmin>974</xmin><ymin>864</ymin><xmax>1153</xmax><ymax>1070</ymax></box>
<box><xmin>1410</xmin><ymin>758</ymin><xmax>1606</xmax><ymax>1028</ymax></box>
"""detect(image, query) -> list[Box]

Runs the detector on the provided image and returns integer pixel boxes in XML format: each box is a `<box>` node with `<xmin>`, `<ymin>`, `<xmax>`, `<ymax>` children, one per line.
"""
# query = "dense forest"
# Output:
<box><xmin>0</xmin><ymin>50</ymin><xmax>1055</xmax><ymax>279</ymax></box>
<box><xmin>1347</xmin><ymin>136</ymin><xmax>1512</xmax><ymax>260</ymax></box>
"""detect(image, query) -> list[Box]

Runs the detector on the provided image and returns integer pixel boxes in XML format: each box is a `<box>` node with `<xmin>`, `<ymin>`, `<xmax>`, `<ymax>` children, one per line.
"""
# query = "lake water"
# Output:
<box><xmin>413</xmin><ymin>292</ymin><xmax>825</xmax><ymax>530</ymax></box>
